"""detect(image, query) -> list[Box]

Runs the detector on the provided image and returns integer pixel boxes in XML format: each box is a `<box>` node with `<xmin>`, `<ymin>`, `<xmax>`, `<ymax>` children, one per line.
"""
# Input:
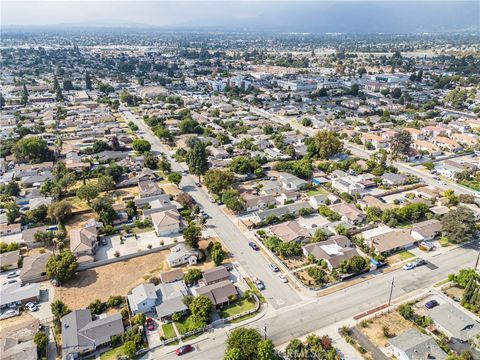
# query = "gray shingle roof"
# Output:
<box><xmin>389</xmin><ymin>328</ymin><xmax>447</xmax><ymax>360</ymax></box>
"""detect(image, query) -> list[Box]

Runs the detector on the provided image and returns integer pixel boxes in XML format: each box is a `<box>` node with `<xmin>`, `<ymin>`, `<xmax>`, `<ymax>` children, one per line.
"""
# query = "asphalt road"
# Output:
<box><xmin>156</xmin><ymin>242</ymin><xmax>479</xmax><ymax>360</ymax></box>
<box><xmin>121</xmin><ymin>109</ymin><xmax>301</xmax><ymax>310</ymax></box>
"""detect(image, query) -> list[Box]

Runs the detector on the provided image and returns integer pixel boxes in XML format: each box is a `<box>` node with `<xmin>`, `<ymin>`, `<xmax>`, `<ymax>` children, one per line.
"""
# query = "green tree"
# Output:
<box><xmin>34</xmin><ymin>331</ymin><xmax>48</xmax><ymax>356</ymax></box>
<box><xmin>91</xmin><ymin>197</ymin><xmax>117</xmax><ymax>225</ymax></box>
<box><xmin>143</xmin><ymin>152</ymin><xmax>158</xmax><ymax>169</ymax></box>
<box><xmin>224</xmin><ymin>348</ymin><xmax>243</xmax><ymax>360</ymax></box>
<box><xmin>183</xmin><ymin>223</ymin><xmax>201</xmax><ymax>249</ymax></box>
<box><xmin>21</xmin><ymin>84</ymin><xmax>29</xmax><ymax>105</ymax></box>
<box><xmin>1</xmin><ymin>181</ymin><xmax>20</xmax><ymax>196</ymax></box>
<box><xmin>186</xmin><ymin>142</ymin><xmax>209</xmax><ymax>182</ymax></box>
<box><xmin>204</xmin><ymin>169</ymin><xmax>234</xmax><ymax>196</ymax></box>
<box><xmin>389</xmin><ymin>130</ymin><xmax>413</xmax><ymax>160</ymax></box>
<box><xmin>226</xmin><ymin>328</ymin><xmax>262</xmax><ymax>360</ymax></box>
<box><xmin>211</xmin><ymin>247</ymin><xmax>225</xmax><ymax>266</ymax></box>
<box><xmin>168</xmin><ymin>172</ymin><xmax>182</xmax><ymax>187</ymax></box>
<box><xmin>96</xmin><ymin>175</ymin><xmax>115</xmax><ymax>192</ymax></box>
<box><xmin>189</xmin><ymin>295</ymin><xmax>212</xmax><ymax>323</ymax></box>
<box><xmin>286</xmin><ymin>338</ymin><xmax>305</xmax><ymax>360</ymax></box>
<box><xmin>47</xmin><ymin>200</ymin><xmax>73</xmax><ymax>224</ymax></box>
<box><xmin>123</xmin><ymin>341</ymin><xmax>137</xmax><ymax>357</ymax></box>
<box><xmin>51</xmin><ymin>300</ymin><xmax>70</xmax><ymax>322</ymax></box>
<box><xmin>442</xmin><ymin>206</ymin><xmax>476</xmax><ymax>244</ymax></box>
<box><xmin>221</xmin><ymin>189</ymin><xmax>244</xmax><ymax>213</ymax></box>
<box><xmin>76</xmin><ymin>183</ymin><xmax>99</xmax><ymax>204</ymax></box>
<box><xmin>12</xmin><ymin>136</ymin><xmax>50</xmax><ymax>162</ymax></box>
<box><xmin>63</xmin><ymin>79</ymin><xmax>74</xmax><ymax>91</ymax></box>
<box><xmin>307</xmin><ymin>130</ymin><xmax>343</xmax><ymax>159</ymax></box>
<box><xmin>155</xmin><ymin>126</ymin><xmax>173</xmax><ymax>143</ymax></box>
<box><xmin>257</xmin><ymin>339</ymin><xmax>276</xmax><ymax>360</ymax></box>
<box><xmin>448</xmin><ymin>269</ymin><xmax>480</xmax><ymax>288</ymax></box>
<box><xmin>311</xmin><ymin>228</ymin><xmax>328</xmax><ymax>242</ymax></box>
<box><xmin>132</xmin><ymin>139</ymin><xmax>151</xmax><ymax>153</ymax></box>
<box><xmin>5</xmin><ymin>203</ymin><xmax>20</xmax><ymax>224</ymax></box>
<box><xmin>46</xmin><ymin>250</ymin><xmax>78</xmax><ymax>283</ymax></box>
<box><xmin>183</xmin><ymin>268</ymin><xmax>202</xmax><ymax>286</ymax></box>
<box><xmin>85</xmin><ymin>72</ymin><xmax>92</xmax><ymax>91</ymax></box>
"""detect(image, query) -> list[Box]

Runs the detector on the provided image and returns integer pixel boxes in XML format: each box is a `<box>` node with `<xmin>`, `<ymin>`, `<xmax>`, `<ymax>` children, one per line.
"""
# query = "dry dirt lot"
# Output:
<box><xmin>55</xmin><ymin>251</ymin><xmax>170</xmax><ymax>309</ymax></box>
<box><xmin>159</xmin><ymin>183</ymin><xmax>181</xmax><ymax>196</ymax></box>
<box><xmin>360</xmin><ymin>310</ymin><xmax>413</xmax><ymax>348</ymax></box>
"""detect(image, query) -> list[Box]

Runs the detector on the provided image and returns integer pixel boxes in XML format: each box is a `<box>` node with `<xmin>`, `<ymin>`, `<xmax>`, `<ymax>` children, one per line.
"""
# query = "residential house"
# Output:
<box><xmin>433</xmin><ymin>136</ymin><xmax>463</xmax><ymax>152</ymax></box>
<box><xmin>278</xmin><ymin>172</ymin><xmax>308</xmax><ymax>191</ymax></box>
<box><xmin>151</xmin><ymin>210</ymin><xmax>181</xmax><ymax>236</ymax></box>
<box><xmin>0</xmin><ymin>250</ymin><xmax>20</xmax><ymax>270</ymax></box>
<box><xmin>361</xmin><ymin>133</ymin><xmax>388</xmax><ymax>149</ymax></box>
<box><xmin>435</xmin><ymin>160</ymin><xmax>469</xmax><ymax>179</ymax></box>
<box><xmin>61</xmin><ymin>309</ymin><xmax>124</xmax><ymax>360</ymax></box>
<box><xmin>167</xmin><ymin>244</ymin><xmax>199</xmax><ymax>267</ymax></box>
<box><xmin>1</xmin><ymin>282</ymin><xmax>40</xmax><ymax>309</ymax></box>
<box><xmin>155</xmin><ymin>281</ymin><xmax>190</xmax><ymax>320</ymax></box>
<box><xmin>69</xmin><ymin>224</ymin><xmax>98</xmax><ymax>264</ymax></box>
<box><xmin>20</xmin><ymin>252</ymin><xmax>52</xmax><ymax>283</ymax></box>
<box><xmin>382</xmin><ymin>173</ymin><xmax>408</xmax><ymax>186</ymax></box>
<box><xmin>160</xmin><ymin>269</ymin><xmax>184</xmax><ymax>284</ymax></box>
<box><xmin>138</xmin><ymin>180</ymin><xmax>163</xmax><ymax>198</ymax></box>
<box><xmin>302</xmin><ymin>235</ymin><xmax>361</xmax><ymax>271</ymax></box>
<box><xmin>127</xmin><ymin>283</ymin><xmax>158</xmax><ymax>314</ymax></box>
<box><xmin>253</xmin><ymin>202</ymin><xmax>313</xmax><ymax>223</ymax></box>
<box><xmin>195</xmin><ymin>280</ymin><xmax>238</xmax><ymax>307</ymax></box>
<box><xmin>202</xmin><ymin>266</ymin><xmax>230</xmax><ymax>286</ymax></box>
<box><xmin>0</xmin><ymin>318</ymin><xmax>40</xmax><ymax>360</ymax></box>
<box><xmin>388</xmin><ymin>328</ymin><xmax>447</xmax><ymax>360</ymax></box>
<box><xmin>331</xmin><ymin>178</ymin><xmax>363</xmax><ymax>196</ymax></box>
<box><xmin>366</xmin><ymin>228</ymin><xmax>417</xmax><ymax>255</ymax></box>
<box><xmin>21</xmin><ymin>226</ymin><xmax>47</xmax><ymax>248</ymax></box>
<box><xmin>259</xmin><ymin>180</ymin><xmax>283</xmax><ymax>196</ymax></box>
<box><xmin>242</xmin><ymin>194</ymin><xmax>277</xmax><ymax>213</ymax></box>
<box><xmin>269</xmin><ymin>221</ymin><xmax>311</xmax><ymax>243</ymax></box>
<box><xmin>411</xmin><ymin>219</ymin><xmax>442</xmax><ymax>242</ymax></box>
<box><xmin>428</xmin><ymin>303</ymin><xmax>480</xmax><ymax>342</ymax></box>
<box><xmin>308</xmin><ymin>194</ymin><xmax>329</xmax><ymax>208</ymax></box>
<box><xmin>330</xmin><ymin>202</ymin><xmax>366</xmax><ymax>225</ymax></box>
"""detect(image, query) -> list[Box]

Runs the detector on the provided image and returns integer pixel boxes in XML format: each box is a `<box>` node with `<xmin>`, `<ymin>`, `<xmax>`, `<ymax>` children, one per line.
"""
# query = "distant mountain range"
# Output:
<box><xmin>2</xmin><ymin>1</ymin><xmax>479</xmax><ymax>34</ymax></box>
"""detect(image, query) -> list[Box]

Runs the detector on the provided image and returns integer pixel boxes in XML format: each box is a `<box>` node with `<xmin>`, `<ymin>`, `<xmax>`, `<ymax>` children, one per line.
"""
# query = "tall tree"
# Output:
<box><xmin>183</xmin><ymin>222</ymin><xmax>202</xmax><ymax>249</ymax></box>
<box><xmin>85</xmin><ymin>72</ymin><xmax>92</xmax><ymax>90</ymax></box>
<box><xmin>46</xmin><ymin>250</ymin><xmax>78</xmax><ymax>284</ymax></box>
<box><xmin>186</xmin><ymin>142</ymin><xmax>209</xmax><ymax>182</ymax></box>
<box><xmin>204</xmin><ymin>169</ymin><xmax>234</xmax><ymax>196</ymax></box>
<box><xmin>226</xmin><ymin>328</ymin><xmax>262</xmax><ymax>360</ymax></box>
<box><xmin>442</xmin><ymin>206</ymin><xmax>476</xmax><ymax>244</ymax></box>
<box><xmin>389</xmin><ymin>130</ymin><xmax>413</xmax><ymax>160</ymax></box>
<box><xmin>307</xmin><ymin>130</ymin><xmax>343</xmax><ymax>159</ymax></box>
<box><xmin>21</xmin><ymin>84</ymin><xmax>29</xmax><ymax>105</ymax></box>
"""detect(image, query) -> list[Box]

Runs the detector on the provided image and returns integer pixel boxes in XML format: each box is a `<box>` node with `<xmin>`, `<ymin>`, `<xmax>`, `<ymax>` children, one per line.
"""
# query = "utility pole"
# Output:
<box><xmin>388</xmin><ymin>277</ymin><xmax>395</xmax><ymax>306</ymax></box>
<box><xmin>263</xmin><ymin>323</ymin><xmax>267</xmax><ymax>340</ymax></box>
<box><xmin>475</xmin><ymin>251</ymin><xmax>480</xmax><ymax>270</ymax></box>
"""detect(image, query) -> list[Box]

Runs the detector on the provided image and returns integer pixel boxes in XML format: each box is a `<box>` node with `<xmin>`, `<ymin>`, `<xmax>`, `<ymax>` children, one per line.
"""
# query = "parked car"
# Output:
<box><xmin>253</xmin><ymin>277</ymin><xmax>265</xmax><ymax>290</ymax></box>
<box><xmin>3</xmin><ymin>279</ymin><xmax>19</xmax><ymax>285</ymax></box>
<box><xmin>25</xmin><ymin>302</ymin><xmax>38</xmax><ymax>312</ymax></box>
<box><xmin>403</xmin><ymin>263</ymin><xmax>415</xmax><ymax>270</ymax></box>
<box><xmin>176</xmin><ymin>345</ymin><xmax>193</xmax><ymax>356</ymax></box>
<box><xmin>425</xmin><ymin>300</ymin><xmax>439</xmax><ymax>309</ymax></box>
<box><xmin>146</xmin><ymin>318</ymin><xmax>155</xmax><ymax>331</ymax></box>
<box><xmin>269</xmin><ymin>263</ymin><xmax>279</xmax><ymax>272</ymax></box>
<box><xmin>413</xmin><ymin>258</ymin><xmax>426</xmax><ymax>267</ymax></box>
<box><xmin>248</xmin><ymin>242</ymin><xmax>259</xmax><ymax>251</ymax></box>
<box><xmin>420</xmin><ymin>241</ymin><xmax>435</xmax><ymax>249</ymax></box>
<box><xmin>1</xmin><ymin>309</ymin><xmax>17</xmax><ymax>318</ymax></box>
<box><xmin>7</xmin><ymin>271</ymin><xmax>19</xmax><ymax>278</ymax></box>
<box><xmin>278</xmin><ymin>274</ymin><xmax>288</xmax><ymax>283</ymax></box>
<box><xmin>124</xmin><ymin>233</ymin><xmax>135</xmax><ymax>238</ymax></box>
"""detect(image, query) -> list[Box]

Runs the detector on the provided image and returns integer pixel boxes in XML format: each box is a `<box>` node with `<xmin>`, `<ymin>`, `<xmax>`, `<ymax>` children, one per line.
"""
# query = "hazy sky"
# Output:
<box><xmin>2</xmin><ymin>0</ymin><xmax>477</xmax><ymax>34</ymax></box>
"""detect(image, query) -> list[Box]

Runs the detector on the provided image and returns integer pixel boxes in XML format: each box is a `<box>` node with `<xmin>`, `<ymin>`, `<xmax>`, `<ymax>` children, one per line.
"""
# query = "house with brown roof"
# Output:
<box><xmin>160</xmin><ymin>269</ymin><xmax>184</xmax><ymax>284</ymax></box>
<box><xmin>269</xmin><ymin>221</ymin><xmax>311</xmax><ymax>243</ymax></box>
<box><xmin>411</xmin><ymin>219</ymin><xmax>442</xmax><ymax>242</ymax></box>
<box><xmin>302</xmin><ymin>235</ymin><xmax>360</xmax><ymax>271</ymax></box>
<box><xmin>151</xmin><ymin>210</ymin><xmax>181</xmax><ymax>236</ymax></box>
<box><xmin>195</xmin><ymin>280</ymin><xmax>238</xmax><ymax>307</ymax></box>
<box><xmin>330</xmin><ymin>202</ymin><xmax>366</xmax><ymax>225</ymax></box>
<box><xmin>69</xmin><ymin>224</ymin><xmax>98</xmax><ymax>263</ymax></box>
<box><xmin>366</xmin><ymin>228</ymin><xmax>417</xmax><ymax>255</ymax></box>
<box><xmin>20</xmin><ymin>252</ymin><xmax>52</xmax><ymax>283</ymax></box>
<box><xmin>0</xmin><ymin>250</ymin><xmax>20</xmax><ymax>271</ymax></box>
<box><xmin>242</xmin><ymin>194</ymin><xmax>277</xmax><ymax>212</ymax></box>
<box><xmin>138</xmin><ymin>180</ymin><xmax>163</xmax><ymax>198</ymax></box>
<box><xmin>202</xmin><ymin>266</ymin><xmax>230</xmax><ymax>286</ymax></box>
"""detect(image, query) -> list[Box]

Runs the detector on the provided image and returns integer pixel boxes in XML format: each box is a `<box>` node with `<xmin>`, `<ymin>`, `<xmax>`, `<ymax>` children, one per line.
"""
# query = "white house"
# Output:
<box><xmin>167</xmin><ymin>244</ymin><xmax>199</xmax><ymax>267</ymax></box>
<box><xmin>127</xmin><ymin>283</ymin><xmax>158</xmax><ymax>314</ymax></box>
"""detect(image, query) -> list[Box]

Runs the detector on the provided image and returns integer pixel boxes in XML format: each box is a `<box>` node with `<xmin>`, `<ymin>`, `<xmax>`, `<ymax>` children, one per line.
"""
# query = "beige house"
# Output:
<box><xmin>70</xmin><ymin>224</ymin><xmax>98</xmax><ymax>263</ymax></box>
<box><xmin>151</xmin><ymin>210</ymin><xmax>181</xmax><ymax>236</ymax></box>
<box><xmin>0</xmin><ymin>250</ymin><xmax>20</xmax><ymax>270</ymax></box>
<box><xmin>269</xmin><ymin>221</ymin><xmax>311</xmax><ymax>243</ymax></box>
<box><xmin>20</xmin><ymin>252</ymin><xmax>52</xmax><ymax>283</ymax></box>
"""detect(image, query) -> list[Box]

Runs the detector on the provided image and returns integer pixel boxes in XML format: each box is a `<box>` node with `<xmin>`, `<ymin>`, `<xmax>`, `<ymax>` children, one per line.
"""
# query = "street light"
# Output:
<box><xmin>387</xmin><ymin>277</ymin><xmax>395</xmax><ymax>306</ymax></box>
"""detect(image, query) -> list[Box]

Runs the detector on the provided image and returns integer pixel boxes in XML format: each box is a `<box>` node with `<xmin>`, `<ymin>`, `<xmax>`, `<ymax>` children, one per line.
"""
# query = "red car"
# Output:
<box><xmin>146</xmin><ymin>318</ymin><xmax>155</xmax><ymax>331</ymax></box>
<box><xmin>175</xmin><ymin>345</ymin><xmax>193</xmax><ymax>356</ymax></box>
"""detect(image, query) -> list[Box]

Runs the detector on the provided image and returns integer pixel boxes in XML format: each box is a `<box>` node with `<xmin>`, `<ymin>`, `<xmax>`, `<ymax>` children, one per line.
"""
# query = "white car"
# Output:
<box><xmin>403</xmin><ymin>263</ymin><xmax>415</xmax><ymax>270</ymax></box>
<box><xmin>7</xmin><ymin>271</ymin><xmax>19</xmax><ymax>278</ymax></box>
<box><xmin>25</xmin><ymin>302</ymin><xmax>38</xmax><ymax>312</ymax></box>
<box><xmin>278</xmin><ymin>274</ymin><xmax>288</xmax><ymax>283</ymax></box>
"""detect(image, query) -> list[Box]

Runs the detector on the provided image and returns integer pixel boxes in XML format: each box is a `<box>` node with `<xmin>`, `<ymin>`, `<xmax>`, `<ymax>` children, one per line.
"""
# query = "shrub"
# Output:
<box><xmin>87</xmin><ymin>299</ymin><xmax>107</xmax><ymax>315</ymax></box>
<box><xmin>106</xmin><ymin>295</ymin><xmax>123</xmax><ymax>308</ymax></box>
<box><xmin>114</xmin><ymin>250</ymin><xmax>120</xmax><ymax>257</ymax></box>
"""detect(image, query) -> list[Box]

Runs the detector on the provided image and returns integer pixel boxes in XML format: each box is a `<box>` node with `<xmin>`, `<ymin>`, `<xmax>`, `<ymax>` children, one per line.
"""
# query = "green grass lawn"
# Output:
<box><xmin>306</xmin><ymin>189</ymin><xmax>327</xmax><ymax>196</ymax></box>
<box><xmin>175</xmin><ymin>316</ymin><xmax>202</xmax><ymax>335</ymax></box>
<box><xmin>439</xmin><ymin>237</ymin><xmax>451</xmax><ymax>247</ymax></box>
<box><xmin>229</xmin><ymin>311</ymin><xmax>258</xmax><ymax>324</ymax></box>
<box><xmin>397</xmin><ymin>250</ymin><xmax>415</xmax><ymax>260</ymax></box>
<box><xmin>219</xmin><ymin>298</ymin><xmax>256</xmax><ymax>319</ymax></box>
<box><xmin>162</xmin><ymin>323</ymin><xmax>177</xmax><ymax>339</ymax></box>
<box><xmin>100</xmin><ymin>345</ymin><xmax>125</xmax><ymax>360</ymax></box>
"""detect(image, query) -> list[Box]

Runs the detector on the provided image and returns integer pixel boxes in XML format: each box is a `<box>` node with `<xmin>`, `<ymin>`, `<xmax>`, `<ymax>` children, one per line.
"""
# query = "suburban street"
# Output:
<box><xmin>121</xmin><ymin>107</ymin><xmax>480</xmax><ymax>359</ymax></box>
<box><xmin>121</xmin><ymin>109</ymin><xmax>302</xmax><ymax>309</ymax></box>
<box><xmin>155</xmin><ymin>241</ymin><xmax>479</xmax><ymax>359</ymax></box>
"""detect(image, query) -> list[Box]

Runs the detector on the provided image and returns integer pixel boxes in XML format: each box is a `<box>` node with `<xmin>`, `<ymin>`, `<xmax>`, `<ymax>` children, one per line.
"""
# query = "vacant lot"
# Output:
<box><xmin>360</xmin><ymin>311</ymin><xmax>413</xmax><ymax>348</ymax></box>
<box><xmin>55</xmin><ymin>251</ymin><xmax>169</xmax><ymax>309</ymax></box>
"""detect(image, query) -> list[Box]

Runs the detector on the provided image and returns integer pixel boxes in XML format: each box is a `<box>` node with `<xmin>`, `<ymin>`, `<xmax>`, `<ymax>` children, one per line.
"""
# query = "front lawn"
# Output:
<box><xmin>439</xmin><ymin>237</ymin><xmax>451</xmax><ymax>247</ymax></box>
<box><xmin>162</xmin><ymin>323</ymin><xmax>176</xmax><ymax>339</ymax></box>
<box><xmin>100</xmin><ymin>345</ymin><xmax>124</xmax><ymax>360</ymax></box>
<box><xmin>306</xmin><ymin>189</ymin><xmax>327</xmax><ymax>196</ymax></box>
<box><xmin>175</xmin><ymin>315</ymin><xmax>203</xmax><ymax>335</ymax></box>
<box><xmin>219</xmin><ymin>298</ymin><xmax>256</xmax><ymax>319</ymax></box>
<box><xmin>397</xmin><ymin>250</ymin><xmax>415</xmax><ymax>260</ymax></box>
<box><xmin>245</xmin><ymin>278</ymin><xmax>266</xmax><ymax>303</ymax></box>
